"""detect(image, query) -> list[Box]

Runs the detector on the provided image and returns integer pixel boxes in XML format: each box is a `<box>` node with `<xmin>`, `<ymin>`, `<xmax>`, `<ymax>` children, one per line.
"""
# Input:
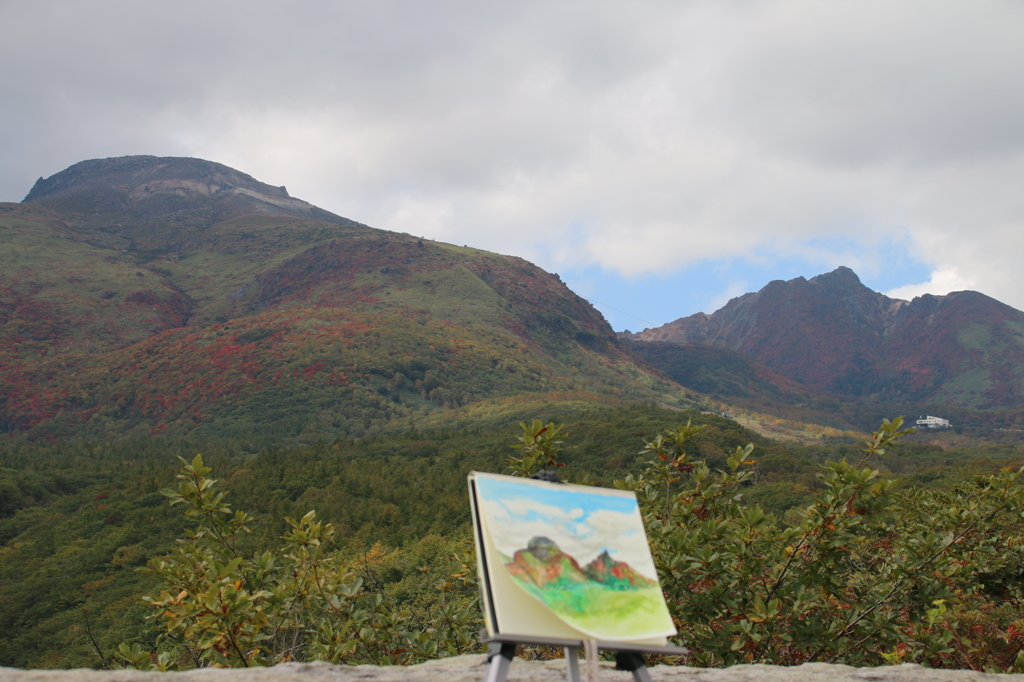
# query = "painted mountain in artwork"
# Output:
<box><xmin>504</xmin><ymin>536</ymin><xmax>656</xmax><ymax>592</ymax></box>
<box><xmin>502</xmin><ymin>535</ymin><xmax>670</xmax><ymax>640</ymax></box>
<box><xmin>584</xmin><ymin>548</ymin><xmax>659</xmax><ymax>590</ymax></box>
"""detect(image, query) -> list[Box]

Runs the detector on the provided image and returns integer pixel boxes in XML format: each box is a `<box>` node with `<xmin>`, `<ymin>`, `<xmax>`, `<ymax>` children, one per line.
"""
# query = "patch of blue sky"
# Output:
<box><xmin>558</xmin><ymin>236</ymin><xmax>933</xmax><ymax>332</ymax></box>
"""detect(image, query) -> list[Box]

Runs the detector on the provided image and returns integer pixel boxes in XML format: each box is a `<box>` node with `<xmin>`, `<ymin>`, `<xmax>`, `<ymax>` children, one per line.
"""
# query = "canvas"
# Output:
<box><xmin>469</xmin><ymin>471</ymin><xmax>676</xmax><ymax>644</ymax></box>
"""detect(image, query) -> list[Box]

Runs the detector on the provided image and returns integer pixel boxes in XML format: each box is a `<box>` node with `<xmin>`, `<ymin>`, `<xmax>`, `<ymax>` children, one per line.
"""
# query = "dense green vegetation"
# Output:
<box><xmin>0</xmin><ymin>404</ymin><xmax>733</xmax><ymax>668</ymax></box>
<box><xmin>629</xmin><ymin>340</ymin><xmax>1024</xmax><ymax>436</ymax></box>
<box><xmin>624</xmin><ymin>418</ymin><xmax>1024</xmax><ymax>670</ymax></box>
<box><xmin>3</xmin><ymin>404</ymin><xmax>1023</xmax><ymax>670</ymax></box>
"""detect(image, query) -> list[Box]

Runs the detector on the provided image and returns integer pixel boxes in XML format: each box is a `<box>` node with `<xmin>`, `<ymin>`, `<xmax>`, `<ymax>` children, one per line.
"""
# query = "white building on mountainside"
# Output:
<box><xmin>916</xmin><ymin>415</ymin><xmax>951</xmax><ymax>429</ymax></box>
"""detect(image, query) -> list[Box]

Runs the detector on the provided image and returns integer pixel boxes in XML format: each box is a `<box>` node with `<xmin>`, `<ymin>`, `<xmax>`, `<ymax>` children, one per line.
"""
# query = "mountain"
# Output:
<box><xmin>0</xmin><ymin>156</ymin><xmax>692</xmax><ymax>440</ymax></box>
<box><xmin>21</xmin><ymin>155</ymin><xmax>357</xmax><ymax>231</ymax></box>
<box><xmin>504</xmin><ymin>536</ymin><xmax>655</xmax><ymax>591</ymax></box>
<box><xmin>624</xmin><ymin>267</ymin><xmax>1024</xmax><ymax>411</ymax></box>
<box><xmin>623</xmin><ymin>341</ymin><xmax>819</xmax><ymax>405</ymax></box>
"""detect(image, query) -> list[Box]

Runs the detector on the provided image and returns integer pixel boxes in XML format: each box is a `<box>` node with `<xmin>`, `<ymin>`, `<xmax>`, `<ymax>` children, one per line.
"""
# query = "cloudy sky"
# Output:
<box><xmin>2</xmin><ymin>1</ymin><xmax>1022</xmax><ymax>331</ymax></box>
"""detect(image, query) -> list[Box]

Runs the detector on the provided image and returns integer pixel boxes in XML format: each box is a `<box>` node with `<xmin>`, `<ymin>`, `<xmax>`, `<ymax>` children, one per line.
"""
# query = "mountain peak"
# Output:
<box><xmin>625</xmin><ymin>267</ymin><xmax>1024</xmax><ymax>407</ymax></box>
<box><xmin>584</xmin><ymin>549</ymin><xmax>657</xmax><ymax>588</ymax></box>
<box><xmin>23</xmin><ymin>155</ymin><xmax>280</xmax><ymax>203</ymax></box>
<box><xmin>812</xmin><ymin>266</ymin><xmax>862</xmax><ymax>286</ymax></box>
<box><xmin>22</xmin><ymin>155</ymin><xmax>359</xmax><ymax>228</ymax></box>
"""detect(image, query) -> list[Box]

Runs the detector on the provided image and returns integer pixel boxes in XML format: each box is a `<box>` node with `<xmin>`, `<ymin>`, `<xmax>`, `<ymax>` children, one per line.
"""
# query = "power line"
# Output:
<box><xmin>584</xmin><ymin>298</ymin><xmax>657</xmax><ymax>329</ymax></box>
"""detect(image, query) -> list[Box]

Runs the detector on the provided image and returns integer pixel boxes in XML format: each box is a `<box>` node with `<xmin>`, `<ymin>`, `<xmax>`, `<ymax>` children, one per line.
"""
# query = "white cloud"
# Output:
<box><xmin>3</xmin><ymin>0</ymin><xmax>1024</xmax><ymax>311</ymax></box>
<box><xmin>886</xmin><ymin>269</ymin><xmax>979</xmax><ymax>302</ymax></box>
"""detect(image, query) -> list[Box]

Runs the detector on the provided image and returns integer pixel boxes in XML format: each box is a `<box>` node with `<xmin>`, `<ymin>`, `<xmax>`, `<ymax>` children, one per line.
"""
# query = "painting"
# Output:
<box><xmin>469</xmin><ymin>472</ymin><xmax>676</xmax><ymax>643</ymax></box>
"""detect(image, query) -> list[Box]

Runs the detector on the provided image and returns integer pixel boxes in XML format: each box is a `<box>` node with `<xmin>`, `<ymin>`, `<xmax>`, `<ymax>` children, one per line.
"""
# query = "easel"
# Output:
<box><xmin>481</xmin><ymin>632</ymin><xmax>689</xmax><ymax>682</ymax></box>
<box><xmin>469</xmin><ymin>472</ymin><xmax>688</xmax><ymax>681</ymax></box>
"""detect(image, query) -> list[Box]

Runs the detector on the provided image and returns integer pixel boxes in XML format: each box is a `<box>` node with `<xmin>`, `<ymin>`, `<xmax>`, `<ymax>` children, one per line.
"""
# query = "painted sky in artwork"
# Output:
<box><xmin>476</xmin><ymin>475</ymin><xmax>658</xmax><ymax>580</ymax></box>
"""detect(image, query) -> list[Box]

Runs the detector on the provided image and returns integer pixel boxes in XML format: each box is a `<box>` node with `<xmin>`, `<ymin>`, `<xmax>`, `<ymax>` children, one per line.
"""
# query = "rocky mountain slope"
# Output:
<box><xmin>625</xmin><ymin>267</ymin><xmax>1024</xmax><ymax>410</ymax></box>
<box><xmin>0</xmin><ymin>156</ymin><xmax>690</xmax><ymax>441</ymax></box>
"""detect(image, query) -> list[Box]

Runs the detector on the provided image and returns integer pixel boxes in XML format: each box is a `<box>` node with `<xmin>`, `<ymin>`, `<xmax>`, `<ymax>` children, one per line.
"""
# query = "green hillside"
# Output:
<box><xmin>1</xmin><ymin>157</ymin><xmax>695</xmax><ymax>441</ymax></box>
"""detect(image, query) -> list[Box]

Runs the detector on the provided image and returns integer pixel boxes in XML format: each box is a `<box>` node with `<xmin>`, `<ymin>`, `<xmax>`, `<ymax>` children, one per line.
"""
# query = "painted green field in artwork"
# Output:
<box><xmin>513</xmin><ymin>579</ymin><xmax>672</xmax><ymax>640</ymax></box>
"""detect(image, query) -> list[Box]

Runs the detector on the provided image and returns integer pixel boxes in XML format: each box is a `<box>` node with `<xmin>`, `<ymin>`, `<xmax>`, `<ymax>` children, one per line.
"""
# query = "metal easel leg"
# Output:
<box><xmin>584</xmin><ymin>639</ymin><xmax>600</xmax><ymax>682</ymax></box>
<box><xmin>564</xmin><ymin>646</ymin><xmax>581</xmax><ymax>682</ymax></box>
<box><xmin>615</xmin><ymin>651</ymin><xmax>653</xmax><ymax>682</ymax></box>
<box><xmin>484</xmin><ymin>641</ymin><xmax>517</xmax><ymax>682</ymax></box>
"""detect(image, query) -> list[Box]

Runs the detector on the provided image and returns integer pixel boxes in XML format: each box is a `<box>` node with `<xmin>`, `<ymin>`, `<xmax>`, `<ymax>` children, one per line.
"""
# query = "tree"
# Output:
<box><xmin>508</xmin><ymin>420</ymin><xmax>568</xmax><ymax>478</ymax></box>
<box><xmin>118</xmin><ymin>455</ymin><xmax>480</xmax><ymax>669</ymax></box>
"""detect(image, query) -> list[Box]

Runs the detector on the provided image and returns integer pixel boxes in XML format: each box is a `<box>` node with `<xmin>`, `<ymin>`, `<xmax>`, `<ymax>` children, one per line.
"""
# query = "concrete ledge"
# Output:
<box><xmin>2</xmin><ymin>654</ymin><xmax>1018</xmax><ymax>681</ymax></box>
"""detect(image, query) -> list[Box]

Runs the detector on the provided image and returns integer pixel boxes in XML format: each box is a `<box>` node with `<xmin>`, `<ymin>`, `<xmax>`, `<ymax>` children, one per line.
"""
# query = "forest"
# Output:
<box><xmin>3</xmin><ymin>404</ymin><xmax>1024</xmax><ymax>671</ymax></box>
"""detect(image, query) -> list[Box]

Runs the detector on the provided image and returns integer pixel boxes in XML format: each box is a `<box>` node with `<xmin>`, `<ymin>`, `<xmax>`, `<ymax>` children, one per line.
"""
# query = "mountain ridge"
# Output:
<box><xmin>8</xmin><ymin>155</ymin><xmax>1024</xmax><ymax>441</ymax></box>
<box><xmin>624</xmin><ymin>267</ymin><xmax>1024</xmax><ymax>410</ymax></box>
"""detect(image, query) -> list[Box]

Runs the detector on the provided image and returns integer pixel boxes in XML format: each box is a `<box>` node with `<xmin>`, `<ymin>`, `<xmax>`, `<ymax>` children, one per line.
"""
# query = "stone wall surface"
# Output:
<box><xmin>2</xmin><ymin>655</ymin><xmax>1021</xmax><ymax>682</ymax></box>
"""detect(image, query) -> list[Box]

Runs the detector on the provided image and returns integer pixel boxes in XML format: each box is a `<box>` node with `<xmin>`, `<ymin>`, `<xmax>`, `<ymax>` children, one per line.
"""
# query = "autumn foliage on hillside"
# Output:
<box><xmin>627</xmin><ymin>267</ymin><xmax>1024</xmax><ymax>411</ymax></box>
<box><xmin>1</xmin><ymin>198</ymin><xmax>687</xmax><ymax>441</ymax></box>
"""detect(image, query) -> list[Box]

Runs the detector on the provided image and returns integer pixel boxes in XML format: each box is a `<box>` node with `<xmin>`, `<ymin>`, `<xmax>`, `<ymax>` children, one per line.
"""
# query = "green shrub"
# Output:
<box><xmin>121</xmin><ymin>416</ymin><xmax>1024</xmax><ymax>672</ymax></box>
<box><xmin>118</xmin><ymin>455</ymin><xmax>480</xmax><ymax>669</ymax></box>
<box><xmin>618</xmin><ymin>417</ymin><xmax>1024</xmax><ymax>670</ymax></box>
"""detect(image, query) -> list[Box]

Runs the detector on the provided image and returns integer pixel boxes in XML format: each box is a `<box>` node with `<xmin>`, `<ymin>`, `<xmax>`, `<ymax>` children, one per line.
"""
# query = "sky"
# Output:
<box><xmin>2</xmin><ymin>1</ymin><xmax>1023</xmax><ymax>332</ymax></box>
